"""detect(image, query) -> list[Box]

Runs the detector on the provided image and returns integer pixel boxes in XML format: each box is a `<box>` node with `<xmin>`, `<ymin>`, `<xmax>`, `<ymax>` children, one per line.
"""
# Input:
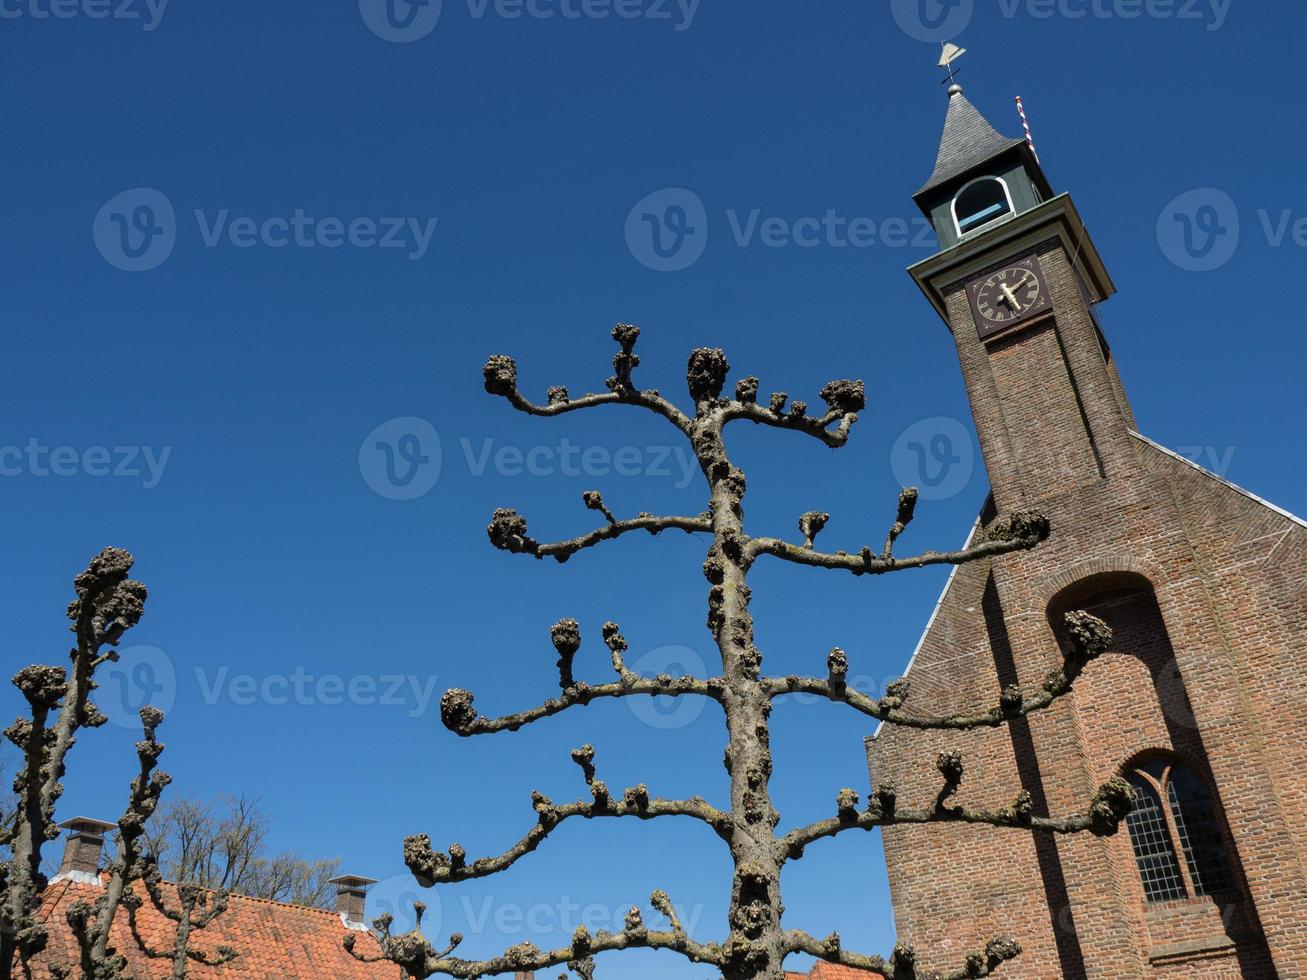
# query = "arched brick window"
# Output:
<box><xmin>1124</xmin><ymin>758</ymin><xmax>1233</xmax><ymax>903</ymax></box>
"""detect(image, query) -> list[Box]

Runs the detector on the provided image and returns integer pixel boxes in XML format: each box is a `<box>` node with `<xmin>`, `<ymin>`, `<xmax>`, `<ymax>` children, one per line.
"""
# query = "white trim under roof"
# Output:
<box><xmin>49</xmin><ymin>870</ymin><xmax>102</xmax><ymax>887</ymax></box>
<box><xmin>1130</xmin><ymin>430</ymin><xmax>1307</xmax><ymax>531</ymax></box>
<box><xmin>870</xmin><ymin>516</ymin><xmax>984</xmax><ymax>740</ymax></box>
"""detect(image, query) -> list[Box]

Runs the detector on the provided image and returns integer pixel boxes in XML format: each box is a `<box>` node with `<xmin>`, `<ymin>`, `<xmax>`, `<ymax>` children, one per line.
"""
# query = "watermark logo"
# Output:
<box><xmin>890</xmin><ymin>0</ymin><xmax>973</xmax><ymax>42</ymax></box>
<box><xmin>93</xmin><ymin>188</ymin><xmax>176</xmax><ymax>272</ymax></box>
<box><xmin>996</xmin><ymin>0</ymin><xmax>1230</xmax><ymax>30</ymax></box>
<box><xmin>725</xmin><ymin>209</ymin><xmax>933</xmax><ymax>251</ymax></box>
<box><xmin>890</xmin><ymin>416</ymin><xmax>974</xmax><ymax>501</ymax></box>
<box><xmin>625</xmin><ymin>644</ymin><xmax>709</xmax><ymax>730</ymax></box>
<box><xmin>94</xmin><ymin>189</ymin><xmax>439</xmax><ymax>271</ymax></box>
<box><xmin>460</xmin><ymin>436</ymin><xmax>697</xmax><ymax>488</ymax></box>
<box><xmin>362</xmin><ymin>0</ymin><xmax>698</xmax><ymax>40</ymax></box>
<box><xmin>359</xmin><ymin>0</ymin><xmax>443</xmax><ymax>41</ymax></box>
<box><xmin>1157</xmin><ymin>188</ymin><xmax>1240</xmax><ymax>272</ymax></box>
<box><xmin>0</xmin><ymin>0</ymin><xmax>169</xmax><ymax>31</ymax></box>
<box><xmin>625</xmin><ymin>190</ymin><xmax>934</xmax><ymax>272</ymax></box>
<box><xmin>625</xmin><ymin>188</ymin><xmax>708</xmax><ymax>273</ymax></box>
<box><xmin>0</xmin><ymin>440</ymin><xmax>172</xmax><ymax>489</ymax></box>
<box><xmin>359</xmin><ymin>419</ymin><xmax>698</xmax><ymax>499</ymax></box>
<box><xmin>360</xmin><ymin>417</ymin><xmax>443</xmax><ymax>500</ymax></box>
<box><xmin>102</xmin><ymin>645</ymin><xmax>177</xmax><ymax>729</ymax></box>
<box><xmin>369</xmin><ymin>874</ymin><xmax>441</xmax><ymax>935</ymax></box>
<box><xmin>192</xmin><ymin>667</ymin><xmax>440</xmax><ymax>718</ymax></box>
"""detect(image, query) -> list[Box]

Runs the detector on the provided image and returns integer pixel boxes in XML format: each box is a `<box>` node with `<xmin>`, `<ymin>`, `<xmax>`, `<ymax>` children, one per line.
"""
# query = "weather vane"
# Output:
<box><xmin>939</xmin><ymin>41</ymin><xmax>967</xmax><ymax>85</ymax></box>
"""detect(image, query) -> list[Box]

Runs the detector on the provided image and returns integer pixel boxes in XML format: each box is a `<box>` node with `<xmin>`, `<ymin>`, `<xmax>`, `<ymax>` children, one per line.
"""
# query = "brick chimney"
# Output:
<box><xmin>57</xmin><ymin>817</ymin><xmax>117</xmax><ymax>878</ymax></box>
<box><xmin>513</xmin><ymin>974</ymin><xmax>534</xmax><ymax>980</ymax></box>
<box><xmin>327</xmin><ymin>875</ymin><xmax>377</xmax><ymax>924</ymax></box>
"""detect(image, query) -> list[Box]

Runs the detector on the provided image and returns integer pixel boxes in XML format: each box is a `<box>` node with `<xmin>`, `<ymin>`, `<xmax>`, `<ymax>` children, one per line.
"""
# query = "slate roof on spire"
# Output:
<box><xmin>916</xmin><ymin>85</ymin><xmax>1026</xmax><ymax>197</ymax></box>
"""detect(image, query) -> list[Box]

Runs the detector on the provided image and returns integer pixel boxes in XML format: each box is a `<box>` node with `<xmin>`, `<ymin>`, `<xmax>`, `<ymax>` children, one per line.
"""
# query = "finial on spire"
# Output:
<box><xmin>939</xmin><ymin>42</ymin><xmax>967</xmax><ymax>90</ymax></box>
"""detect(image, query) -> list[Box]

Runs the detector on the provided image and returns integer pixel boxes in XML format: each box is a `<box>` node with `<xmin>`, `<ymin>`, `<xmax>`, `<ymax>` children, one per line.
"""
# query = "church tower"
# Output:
<box><xmin>908</xmin><ymin>81</ymin><xmax>1128</xmax><ymax>514</ymax></box>
<box><xmin>867</xmin><ymin>82</ymin><xmax>1307</xmax><ymax>979</ymax></box>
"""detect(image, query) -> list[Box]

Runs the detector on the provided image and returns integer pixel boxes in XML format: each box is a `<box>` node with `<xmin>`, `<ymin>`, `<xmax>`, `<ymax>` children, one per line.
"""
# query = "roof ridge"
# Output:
<box><xmin>64</xmin><ymin>872</ymin><xmax>355</xmax><ymax>919</ymax></box>
<box><xmin>1130</xmin><ymin>430</ymin><xmax>1307</xmax><ymax>530</ymax></box>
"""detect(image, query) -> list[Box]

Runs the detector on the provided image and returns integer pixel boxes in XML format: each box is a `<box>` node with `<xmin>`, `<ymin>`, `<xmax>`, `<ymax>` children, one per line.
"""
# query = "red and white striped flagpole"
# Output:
<box><xmin>1015</xmin><ymin>96</ymin><xmax>1039</xmax><ymax>163</ymax></box>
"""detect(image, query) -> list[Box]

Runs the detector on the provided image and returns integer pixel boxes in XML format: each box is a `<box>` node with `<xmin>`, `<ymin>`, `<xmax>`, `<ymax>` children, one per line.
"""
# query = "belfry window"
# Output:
<box><xmin>1124</xmin><ymin>758</ymin><xmax>1234</xmax><ymax>903</ymax></box>
<box><xmin>952</xmin><ymin>176</ymin><xmax>1013</xmax><ymax>236</ymax></box>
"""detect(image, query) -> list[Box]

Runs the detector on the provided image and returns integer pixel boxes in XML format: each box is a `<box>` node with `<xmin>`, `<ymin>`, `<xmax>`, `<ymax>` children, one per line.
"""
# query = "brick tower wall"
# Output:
<box><xmin>868</xmin><ymin>237</ymin><xmax>1307</xmax><ymax>978</ymax></box>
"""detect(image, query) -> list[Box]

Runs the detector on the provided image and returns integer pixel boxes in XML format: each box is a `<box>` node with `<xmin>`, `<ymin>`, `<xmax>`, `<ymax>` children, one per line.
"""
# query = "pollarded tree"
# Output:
<box><xmin>3</xmin><ymin>550</ymin><xmax>238</xmax><ymax>980</ymax></box>
<box><xmin>0</xmin><ymin>548</ymin><xmax>148</xmax><ymax>979</ymax></box>
<box><xmin>352</xmin><ymin>327</ymin><xmax>1134</xmax><ymax>980</ymax></box>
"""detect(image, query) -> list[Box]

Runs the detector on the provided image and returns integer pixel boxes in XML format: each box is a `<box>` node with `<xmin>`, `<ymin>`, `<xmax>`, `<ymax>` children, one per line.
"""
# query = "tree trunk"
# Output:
<box><xmin>705</xmin><ymin>425</ymin><xmax>787</xmax><ymax>980</ymax></box>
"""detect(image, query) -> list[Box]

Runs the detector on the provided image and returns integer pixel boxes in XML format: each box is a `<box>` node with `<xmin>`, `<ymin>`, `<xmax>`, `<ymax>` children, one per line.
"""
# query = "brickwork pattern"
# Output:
<box><xmin>869</xmin><ymin>234</ymin><xmax>1306</xmax><ymax>979</ymax></box>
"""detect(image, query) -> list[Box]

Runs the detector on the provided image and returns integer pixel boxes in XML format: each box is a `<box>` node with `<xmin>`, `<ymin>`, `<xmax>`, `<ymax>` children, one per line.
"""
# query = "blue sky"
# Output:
<box><xmin>3</xmin><ymin>1</ymin><xmax>1305</xmax><ymax>976</ymax></box>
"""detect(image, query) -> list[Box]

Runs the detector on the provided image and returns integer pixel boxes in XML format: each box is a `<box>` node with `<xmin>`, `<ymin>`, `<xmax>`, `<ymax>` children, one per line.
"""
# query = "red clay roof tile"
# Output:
<box><xmin>28</xmin><ymin>875</ymin><xmax>403</xmax><ymax>979</ymax></box>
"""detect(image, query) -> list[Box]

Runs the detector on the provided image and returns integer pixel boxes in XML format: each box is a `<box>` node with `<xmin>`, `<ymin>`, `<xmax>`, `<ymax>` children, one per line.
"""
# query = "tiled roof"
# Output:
<box><xmin>787</xmin><ymin>965</ymin><xmax>876</xmax><ymax>979</ymax></box>
<box><xmin>809</xmin><ymin>964</ymin><xmax>878</xmax><ymax>980</ymax></box>
<box><xmin>28</xmin><ymin>875</ymin><xmax>403</xmax><ymax>979</ymax></box>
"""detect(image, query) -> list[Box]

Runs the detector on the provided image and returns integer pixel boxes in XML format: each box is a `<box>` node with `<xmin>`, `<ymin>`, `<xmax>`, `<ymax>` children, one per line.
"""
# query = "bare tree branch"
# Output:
<box><xmin>777</xmin><ymin>763</ymin><xmax>1135</xmax><ymax>860</ymax></box>
<box><xmin>367</xmin><ymin>328</ymin><xmax>1137</xmax><ymax>980</ymax></box>
<box><xmin>784</xmin><ymin>930</ymin><xmax>1022</xmax><ymax>980</ymax></box>
<box><xmin>746</xmin><ymin>510</ymin><xmax>1051</xmax><ymax>574</ymax></box>
<box><xmin>487</xmin><ymin>505</ymin><xmax>711</xmax><ymax>563</ymax></box>
<box><xmin>439</xmin><ymin>620</ymin><xmax>724</xmax><ymax>736</ymax></box>
<box><xmin>404</xmin><ymin>754</ymin><xmax>729</xmax><ymax>888</ymax></box>
<box><xmin>483</xmin><ymin>324</ymin><xmax>694</xmax><ymax>435</ymax></box>
<box><xmin>766</xmin><ymin>608</ymin><xmax>1114</xmax><ymax>731</ymax></box>
<box><xmin>350</xmin><ymin>914</ymin><xmax>726</xmax><ymax>980</ymax></box>
<box><xmin>720</xmin><ymin>376</ymin><xmax>865</xmax><ymax>448</ymax></box>
<box><xmin>1</xmin><ymin>547</ymin><xmax>148</xmax><ymax>979</ymax></box>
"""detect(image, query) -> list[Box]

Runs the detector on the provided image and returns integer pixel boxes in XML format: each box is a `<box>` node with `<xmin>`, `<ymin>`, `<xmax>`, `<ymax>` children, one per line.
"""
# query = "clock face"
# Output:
<box><xmin>967</xmin><ymin>256</ymin><xmax>1051</xmax><ymax>339</ymax></box>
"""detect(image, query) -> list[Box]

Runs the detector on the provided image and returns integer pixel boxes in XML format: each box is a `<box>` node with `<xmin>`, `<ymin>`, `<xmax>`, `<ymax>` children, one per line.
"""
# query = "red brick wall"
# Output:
<box><xmin>868</xmin><ymin>234</ymin><xmax>1306</xmax><ymax>979</ymax></box>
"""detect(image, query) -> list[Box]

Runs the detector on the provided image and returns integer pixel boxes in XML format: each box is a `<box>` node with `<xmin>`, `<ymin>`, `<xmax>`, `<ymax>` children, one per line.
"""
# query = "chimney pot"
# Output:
<box><xmin>327</xmin><ymin>874</ymin><xmax>378</xmax><ymax>924</ymax></box>
<box><xmin>57</xmin><ymin>817</ymin><xmax>117</xmax><ymax>878</ymax></box>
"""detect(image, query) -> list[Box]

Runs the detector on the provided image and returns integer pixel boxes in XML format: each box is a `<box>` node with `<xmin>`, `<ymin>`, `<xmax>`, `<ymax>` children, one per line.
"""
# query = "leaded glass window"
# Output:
<box><xmin>1123</xmin><ymin>759</ymin><xmax>1234</xmax><ymax>904</ymax></box>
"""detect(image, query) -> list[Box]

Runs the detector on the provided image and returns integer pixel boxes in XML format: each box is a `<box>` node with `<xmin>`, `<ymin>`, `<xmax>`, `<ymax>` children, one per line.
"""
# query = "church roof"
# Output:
<box><xmin>916</xmin><ymin>85</ymin><xmax>1027</xmax><ymax>197</ymax></box>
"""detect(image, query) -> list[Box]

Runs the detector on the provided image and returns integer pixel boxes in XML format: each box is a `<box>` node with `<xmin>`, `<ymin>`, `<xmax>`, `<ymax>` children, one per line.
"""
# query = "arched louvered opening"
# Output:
<box><xmin>952</xmin><ymin>176</ymin><xmax>1013</xmax><ymax>236</ymax></box>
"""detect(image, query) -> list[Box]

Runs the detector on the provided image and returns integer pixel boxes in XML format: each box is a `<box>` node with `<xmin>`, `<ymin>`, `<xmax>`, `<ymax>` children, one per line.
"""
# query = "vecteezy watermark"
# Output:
<box><xmin>103</xmin><ymin>646</ymin><xmax>443</xmax><ymax>727</ymax></box>
<box><xmin>0</xmin><ymin>0</ymin><xmax>169</xmax><ymax>30</ymax></box>
<box><xmin>890</xmin><ymin>416</ymin><xmax>975</xmax><ymax>501</ymax></box>
<box><xmin>359</xmin><ymin>417</ymin><xmax>699</xmax><ymax>500</ymax></box>
<box><xmin>890</xmin><ymin>0</ymin><xmax>974</xmax><ymax>42</ymax></box>
<box><xmin>366</xmin><ymin>878</ymin><xmax>707</xmax><ymax>943</ymax></box>
<box><xmin>890</xmin><ymin>0</ymin><xmax>1230</xmax><ymax>39</ymax></box>
<box><xmin>625</xmin><ymin>188</ymin><xmax>935</xmax><ymax>272</ymax></box>
<box><xmin>1157</xmin><ymin>188</ymin><xmax>1240</xmax><ymax>272</ymax></box>
<box><xmin>358</xmin><ymin>0</ymin><xmax>443</xmax><ymax>42</ymax></box>
<box><xmin>93</xmin><ymin>188</ymin><xmax>177</xmax><ymax>272</ymax></box>
<box><xmin>193</xmin><ymin>667</ymin><xmax>441</xmax><ymax>719</ymax></box>
<box><xmin>457</xmin><ymin>893</ymin><xmax>707</xmax><ymax>937</ymax></box>
<box><xmin>0</xmin><ymin>439</ymin><xmax>172</xmax><ymax>489</ymax></box>
<box><xmin>625</xmin><ymin>644</ymin><xmax>710</xmax><ymax>730</ymax></box>
<box><xmin>460</xmin><ymin>437</ymin><xmax>697</xmax><ymax>488</ymax></box>
<box><xmin>360</xmin><ymin>0</ymin><xmax>698</xmax><ymax>41</ymax></box>
<box><xmin>1174</xmin><ymin>444</ymin><xmax>1236</xmax><ymax>478</ymax></box>
<box><xmin>1158</xmin><ymin>189</ymin><xmax>1307</xmax><ymax>272</ymax></box>
<box><xmin>369</xmin><ymin>875</ymin><xmax>441</xmax><ymax>934</ymax></box>
<box><xmin>102</xmin><ymin>645</ymin><xmax>178</xmax><ymax>729</ymax></box>
<box><xmin>625</xmin><ymin>188</ymin><xmax>709</xmax><ymax>273</ymax></box>
<box><xmin>93</xmin><ymin>188</ymin><xmax>439</xmax><ymax>271</ymax></box>
<box><xmin>359</xmin><ymin>417</ymin><xmax>443</xmax><ymax>500</ymax></box>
